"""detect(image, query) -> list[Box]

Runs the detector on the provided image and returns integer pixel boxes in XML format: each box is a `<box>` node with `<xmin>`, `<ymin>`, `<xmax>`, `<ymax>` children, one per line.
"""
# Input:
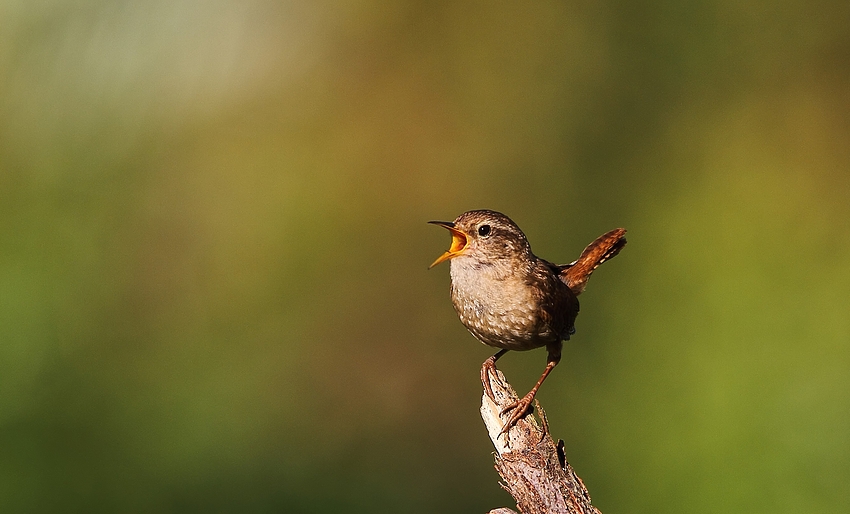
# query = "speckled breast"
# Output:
<box><xmin>448</xmin><ymin>272</ymin><xmax>558</xmax><ymax>352</ymax></box>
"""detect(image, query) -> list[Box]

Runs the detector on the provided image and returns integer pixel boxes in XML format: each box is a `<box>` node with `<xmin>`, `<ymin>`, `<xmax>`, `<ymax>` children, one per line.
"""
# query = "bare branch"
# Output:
<box><xmin>481</xmin><ymin>368</ymin><xmax>602</xmax><ymax>514</ymax></box>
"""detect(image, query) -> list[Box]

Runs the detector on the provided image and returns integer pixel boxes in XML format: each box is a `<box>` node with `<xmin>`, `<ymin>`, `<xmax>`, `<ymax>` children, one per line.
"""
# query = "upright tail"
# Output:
<box><xmin>560</xmin><ymin>228</ymin><xmax>627</xmax><ymax>295</ymax></box>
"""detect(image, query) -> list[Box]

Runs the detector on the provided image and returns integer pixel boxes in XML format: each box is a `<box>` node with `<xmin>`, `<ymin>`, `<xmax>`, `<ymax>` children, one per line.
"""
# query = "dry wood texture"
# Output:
<box><xmin>481</xmin><ymin>368</ymin><xmax>602</xmax><ymax>514</ymax></box>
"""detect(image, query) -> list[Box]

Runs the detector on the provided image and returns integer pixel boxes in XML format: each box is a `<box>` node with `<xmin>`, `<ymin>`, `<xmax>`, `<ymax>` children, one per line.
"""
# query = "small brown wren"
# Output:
<box><xmin>429</xmin><ymin>210</ymin><xmax>626</xmax><ymax>434</ymax></box>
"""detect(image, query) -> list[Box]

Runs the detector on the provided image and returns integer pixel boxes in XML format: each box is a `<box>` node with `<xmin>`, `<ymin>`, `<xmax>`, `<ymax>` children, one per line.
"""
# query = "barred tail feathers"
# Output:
<box><xmin>560</xmin><ymin>228</ymin><xmax>627</xmax><ymax>295</ymax></box>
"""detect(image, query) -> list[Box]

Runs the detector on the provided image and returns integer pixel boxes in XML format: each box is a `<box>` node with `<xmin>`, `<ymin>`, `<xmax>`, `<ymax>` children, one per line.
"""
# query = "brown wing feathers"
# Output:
<box><xmin>560</xmin><ymin>228</ymin><xmax>627</xmax><ymax>295</ymax></box>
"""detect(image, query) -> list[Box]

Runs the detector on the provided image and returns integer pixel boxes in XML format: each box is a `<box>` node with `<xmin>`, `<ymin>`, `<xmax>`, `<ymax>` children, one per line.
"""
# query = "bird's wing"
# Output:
<box><xmin>532</xmin><ymin>262</ymin><xmax>580</xmax><ymax>341</ymax></box>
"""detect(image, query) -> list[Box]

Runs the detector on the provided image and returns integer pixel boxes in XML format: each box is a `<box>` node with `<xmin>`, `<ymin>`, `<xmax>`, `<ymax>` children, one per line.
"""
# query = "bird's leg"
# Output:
<box><xmin>481</xmin><ymin>349</ymin><xmax>509</xmax><ymax>400</ymax></box>
<box><xmin>498</xmin><ymin>345</ymin><xmax>562</xmax><ymax>435</ymax></box>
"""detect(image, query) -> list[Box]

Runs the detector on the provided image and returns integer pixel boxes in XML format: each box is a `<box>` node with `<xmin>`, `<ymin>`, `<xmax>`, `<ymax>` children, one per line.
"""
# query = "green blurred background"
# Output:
<box><xmin>2</xmin><ymin>1</ymin><xmax>849</xmax><ymax>512</ymax></box>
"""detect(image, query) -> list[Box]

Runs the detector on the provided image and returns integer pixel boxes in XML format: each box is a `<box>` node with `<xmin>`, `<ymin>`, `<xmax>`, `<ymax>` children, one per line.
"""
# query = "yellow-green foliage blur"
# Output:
<box><xmin>2</xmin><ymin>1</ymin><xmax>849</xmax><ymax>512</ymax></box>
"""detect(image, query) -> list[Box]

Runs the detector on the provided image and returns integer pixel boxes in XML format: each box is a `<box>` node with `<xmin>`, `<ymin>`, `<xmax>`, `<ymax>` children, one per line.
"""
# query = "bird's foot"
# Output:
<box><xmin>480</xmin><ymin>356</ymin><xmax>499</xmax><ymax>401</ymax></box>
<box><xmin>498</xmin><ymin>391</ymin><xmax>536</xmax><ymax>436</ymax></box>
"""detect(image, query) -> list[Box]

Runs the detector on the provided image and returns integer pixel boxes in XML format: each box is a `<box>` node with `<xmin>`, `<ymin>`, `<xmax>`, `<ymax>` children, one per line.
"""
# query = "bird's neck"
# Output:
<box><xmin>449</xmin><ymin>252</ymin><xmax>534</xmax><ymax>288</ymax></box>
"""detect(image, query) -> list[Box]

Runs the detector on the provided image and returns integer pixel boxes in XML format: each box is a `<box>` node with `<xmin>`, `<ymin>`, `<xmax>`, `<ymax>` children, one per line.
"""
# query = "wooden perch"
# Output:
<box><xmin>481</xmin><ymin>368</ymin><xmax>602</xmax><ymax>514</ymax></box>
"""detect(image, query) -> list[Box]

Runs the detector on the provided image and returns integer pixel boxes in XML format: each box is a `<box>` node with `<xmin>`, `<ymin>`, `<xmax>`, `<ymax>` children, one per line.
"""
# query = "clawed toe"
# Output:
<box><xmin>481</xmin><ymin>362</ymin><xmax>497</xmax><ymax>401</ymax></box>
<box><xmin>481</xmin><ymin>350</ymin><xmax>508</xmax><ymax>401</ymax></box>
<box><xmin>498</xmin><ymin>393</ymin><xmax>535</xmax><ymax>435</ymax></box>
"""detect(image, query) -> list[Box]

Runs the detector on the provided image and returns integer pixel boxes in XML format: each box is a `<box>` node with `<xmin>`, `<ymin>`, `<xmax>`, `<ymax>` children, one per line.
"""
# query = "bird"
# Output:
<box><xmin>429</xmin><ymin>210</ymin><xmax>626</xmax><ymax>434</ymax></box>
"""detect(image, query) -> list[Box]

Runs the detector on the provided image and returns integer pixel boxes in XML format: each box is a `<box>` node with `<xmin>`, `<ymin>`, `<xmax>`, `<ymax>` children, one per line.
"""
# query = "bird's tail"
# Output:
<box><xmin>560</xmin><ymin>228</ymin><xmax>627</xmax><ymax>295</ymax></box>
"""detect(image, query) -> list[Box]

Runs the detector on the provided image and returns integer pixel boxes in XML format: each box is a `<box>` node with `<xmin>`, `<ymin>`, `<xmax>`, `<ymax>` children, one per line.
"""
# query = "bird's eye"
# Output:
<box><xmin>478</xmin><ymin>224</ymin><xmax>491</xmax><ymax>237</ymax></box>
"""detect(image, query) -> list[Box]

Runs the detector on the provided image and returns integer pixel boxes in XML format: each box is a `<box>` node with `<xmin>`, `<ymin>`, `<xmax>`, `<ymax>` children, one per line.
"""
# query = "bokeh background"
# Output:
<box><xmin>2</xmin><ymin>1</ymin><xmax>849</xmax><ymax>512</ymax></box>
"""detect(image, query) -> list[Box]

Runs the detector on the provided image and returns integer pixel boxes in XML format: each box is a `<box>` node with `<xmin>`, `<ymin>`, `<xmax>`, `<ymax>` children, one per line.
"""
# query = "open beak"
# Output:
<box><xmin>428</xmin><ymin>220</ymin><xmax>470</xmax><ymax>268</ymax></box>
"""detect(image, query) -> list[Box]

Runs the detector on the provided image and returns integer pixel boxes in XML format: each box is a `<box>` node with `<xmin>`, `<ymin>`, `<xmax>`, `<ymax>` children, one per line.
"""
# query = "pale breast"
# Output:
<box><xmin>449</xmin><ymin>259</ymin><xmax>557</xmax><ymax>351</ymax></box>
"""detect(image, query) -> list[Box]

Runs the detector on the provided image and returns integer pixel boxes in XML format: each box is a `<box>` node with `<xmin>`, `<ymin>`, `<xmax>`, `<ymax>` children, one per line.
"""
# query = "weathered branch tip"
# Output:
<box><xmin>480</xmin><ymin>368</ymin><xmax>602</xmax><ymax>514</ymax></box>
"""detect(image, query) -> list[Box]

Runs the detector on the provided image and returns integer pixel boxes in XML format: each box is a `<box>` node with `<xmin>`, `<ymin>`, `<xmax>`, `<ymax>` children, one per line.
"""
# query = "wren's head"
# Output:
<box><xmin>428</xmin><ymin>210</ymin><xmax>532</xmax><ymax>271</ymax></box>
